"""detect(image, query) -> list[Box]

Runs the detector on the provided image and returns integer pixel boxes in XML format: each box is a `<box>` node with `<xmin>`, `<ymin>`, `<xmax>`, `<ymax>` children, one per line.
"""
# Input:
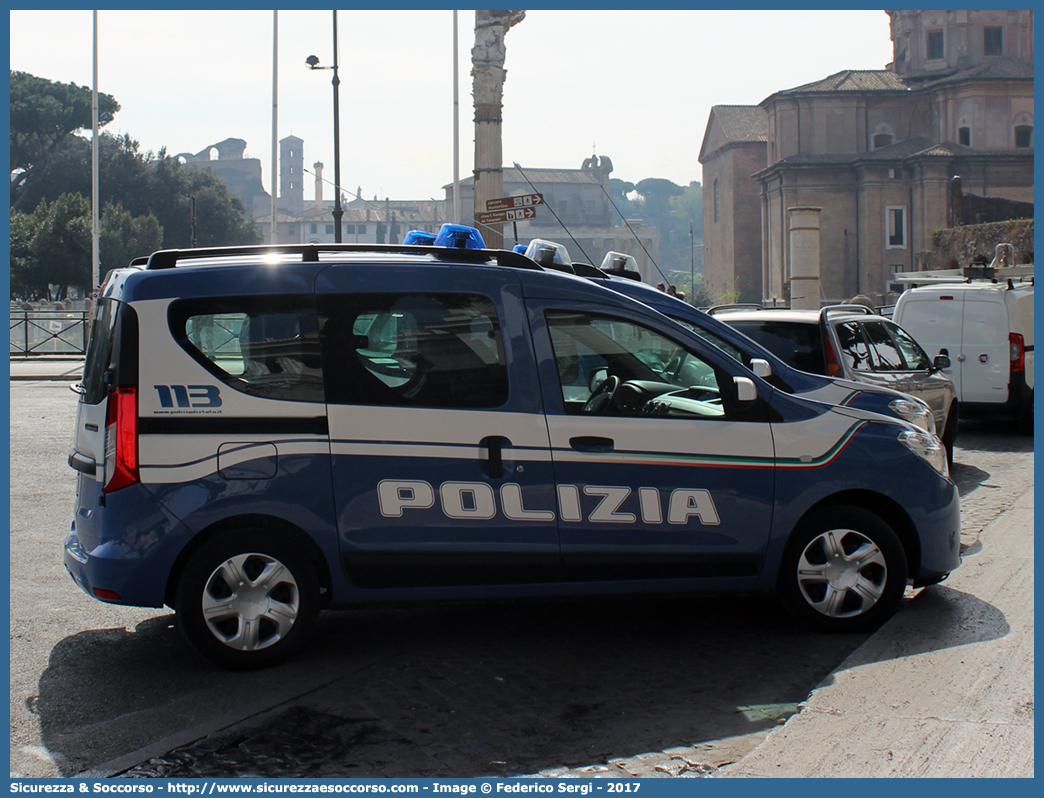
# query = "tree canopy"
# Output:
<box><xmin>10</xmin><ymin>71</ymin><xmax>261</xmax><ymax>296</ymax></box>
<box><xmin>10</xmin><ymin>70</ymin><xmax>119</xmax><ymax>209</ymax></box>
<box><xmin>14</xmin><ymin>129</ymin><xmax>260</xmax><ymax>251</ymax></box>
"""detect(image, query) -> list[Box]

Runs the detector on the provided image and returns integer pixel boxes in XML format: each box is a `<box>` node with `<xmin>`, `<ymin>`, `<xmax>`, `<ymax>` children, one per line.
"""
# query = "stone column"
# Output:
<box><xmin>472</xmin><ymin>9</ymin><xmax>525</xmax><ymax>249</ymax></box>
<box><xmin>788</xmin><ymin>207</ymin><xmax>822</xmax><ymax>310</ymax></box>
<box><xmin>314</xmin><ymin>162</ymin><xmax>324</xmax><ymax>209</ymax></box>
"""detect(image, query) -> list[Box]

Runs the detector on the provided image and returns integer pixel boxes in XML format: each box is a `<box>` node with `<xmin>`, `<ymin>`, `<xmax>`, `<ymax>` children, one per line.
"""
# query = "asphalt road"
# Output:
<box><xmin>8</xmin><ymin>381</ymin><xmax>1034</xmax><ymax>778</ymax></box>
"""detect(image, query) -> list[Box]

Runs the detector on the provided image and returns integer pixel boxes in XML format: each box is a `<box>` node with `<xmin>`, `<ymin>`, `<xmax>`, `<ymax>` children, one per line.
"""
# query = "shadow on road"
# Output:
<box><xmin>37</xmin><ymin>595</ymin><xmax>855</xmax><ymax>777</ymax></box>
<box><xmin>950</xmin><ymin>462</ymin><xmax>991</xmax><ymax>497</ymax></box>
<box><xmin>34</xmin><ymin>583</ymin><xmax>1009</xmax><ymax>778</ymax></box>
<box><xmin>886</xmin><ymin>585</ymin><xmax>1010</xmax><ymax>657</ymax></box>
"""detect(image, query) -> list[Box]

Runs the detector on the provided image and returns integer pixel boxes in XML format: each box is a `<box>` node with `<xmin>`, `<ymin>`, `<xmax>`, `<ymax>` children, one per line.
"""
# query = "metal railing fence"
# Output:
<box><xmin>10</xmin><ymin>310</ymin><xmax>89</xmax><ymax>356</ymax></box>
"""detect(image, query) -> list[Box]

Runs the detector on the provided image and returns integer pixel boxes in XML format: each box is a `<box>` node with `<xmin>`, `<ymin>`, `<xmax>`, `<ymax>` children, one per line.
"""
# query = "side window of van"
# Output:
<box><xmin>171</xmin><ymin>296</ymin><xmax>325</xmax><ymax>403</ymax></box>
<box><xmin>888</xmin><ymin>324</ymin><xmax>932</xmax><ymax>370</ymax></box>
<box><xmin>836</xmin><ymin>322</ymin><xmax>874</xmax><ymax>372</ymax></box>
<box><xmin>321</xmin><ymin>293</ymin><xmax>509</xmax><ymax>409</ymax></box>
<box><xmin>669</xmin><ymin>316</ymin><xmax>746</xmax><ymax>364</ymax></box>
<box><xmin>546</xmin><ymin>311</ymin><xmax>726</xmax><ymax>418</ymax></box>
<box><xmin>863</xmin><ymin>321</ymin><xmax>906</xmax><ymax>371</ymax></box>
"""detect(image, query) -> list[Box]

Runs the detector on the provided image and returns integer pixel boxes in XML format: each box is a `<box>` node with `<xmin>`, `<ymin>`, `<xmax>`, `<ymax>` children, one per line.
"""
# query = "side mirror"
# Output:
<box><xmin>933</xmin><ymin>354</ymin><xmax>951</xmax><ymax>370</ymax></box>
<box><xmin>734</xmin><ymin>376</ymin><xmax>757</xmax><ymax>403</ymax></box>
<box><xmin>589</xmin><ymin>367</ymin><xmax>609</xmax><ymax>393</ymax></box>
<box><xmin>750</xmin><ymin>358</ymin><xmax>772</xmax><ymax>379</ymax></box>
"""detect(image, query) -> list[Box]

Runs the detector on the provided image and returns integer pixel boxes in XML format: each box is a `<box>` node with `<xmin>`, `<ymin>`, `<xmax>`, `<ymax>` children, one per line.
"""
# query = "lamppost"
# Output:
<box><xmin>306</xmin><ymin>11</ymin><xmax>343</xmax><ymax>243</ymax></box>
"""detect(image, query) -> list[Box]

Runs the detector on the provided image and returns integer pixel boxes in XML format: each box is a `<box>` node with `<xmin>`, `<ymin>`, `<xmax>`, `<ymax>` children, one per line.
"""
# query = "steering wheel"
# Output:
<box><xmin>582</xmin><ymin>375</ymin><xmax>620</xmax><ymax>414</ymax></box>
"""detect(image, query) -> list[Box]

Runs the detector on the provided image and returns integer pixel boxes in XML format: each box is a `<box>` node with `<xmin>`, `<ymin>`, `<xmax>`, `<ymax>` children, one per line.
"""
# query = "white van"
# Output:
<box><xmin>893</xmin><ymin>264</ymin><xmax>1033</xmax><ymax>432</ymax></box>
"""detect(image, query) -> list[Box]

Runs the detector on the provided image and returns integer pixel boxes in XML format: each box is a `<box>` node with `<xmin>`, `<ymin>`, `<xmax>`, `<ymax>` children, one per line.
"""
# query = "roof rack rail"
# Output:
<box><xmin>705</xmin><ymin>303</ymin><xmax>764</xmax><ymax>315</ymax></box>
<box><xmin>893</xmin><ymin>263</ymin><xmax>1034</xmax><ymax>287</ymax></box>
<box><xmin>143</xmin><ymin>243</ymin><xmax>541</xmax><ymax>272</ymax></box>
<box><xmin>820</xmin><ymin>304</ymin><xmax>875</xmax><ymax>320</ymax></box>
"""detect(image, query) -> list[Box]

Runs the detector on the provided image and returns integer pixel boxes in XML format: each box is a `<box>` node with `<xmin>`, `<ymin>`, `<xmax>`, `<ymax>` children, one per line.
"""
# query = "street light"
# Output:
<box><xmin>306</xmin><ymin>11</ymin><xmax>343</xmax><ymax>243</ymax></box>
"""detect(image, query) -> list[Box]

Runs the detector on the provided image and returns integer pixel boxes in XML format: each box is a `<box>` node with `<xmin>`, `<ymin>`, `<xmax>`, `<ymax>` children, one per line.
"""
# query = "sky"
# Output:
<box><xmin>9</xmin><ymin>9</ymin><xmax>897</xmax><ymax>203</ymax></box>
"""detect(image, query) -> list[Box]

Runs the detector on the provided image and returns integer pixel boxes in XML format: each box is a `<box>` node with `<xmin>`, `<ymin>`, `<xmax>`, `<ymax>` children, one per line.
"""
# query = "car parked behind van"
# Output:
<box><xmin>710</xmin><ymin>305</ymin><xmax>959</xmax><ymax>464</ymax></box>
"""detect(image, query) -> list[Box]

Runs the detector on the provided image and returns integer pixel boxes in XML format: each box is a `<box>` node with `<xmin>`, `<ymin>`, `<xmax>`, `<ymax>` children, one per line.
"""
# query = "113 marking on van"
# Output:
<box><xmin>154</xmin><ymin>384</ymin><xmax>223</xmax><ymax>409</ymax></box>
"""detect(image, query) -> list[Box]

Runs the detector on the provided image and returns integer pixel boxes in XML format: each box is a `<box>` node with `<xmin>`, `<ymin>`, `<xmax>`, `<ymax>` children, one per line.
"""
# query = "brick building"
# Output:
<box><xmin>700</xmin><ymin>9</ymin><xmax>1034</xmax><ymax>306</ymax></box>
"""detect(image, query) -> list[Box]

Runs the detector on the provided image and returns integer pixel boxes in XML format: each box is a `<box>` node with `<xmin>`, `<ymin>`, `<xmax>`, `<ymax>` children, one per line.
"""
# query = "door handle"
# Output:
<box><xmin>570</xmin><ymin>436</ymin><xmax>615</xmax><ymax>452</ymax></box>
<box><xmin>482</xmin><ymin>435</ymin><xmax>507</xmax><ymax>479</ymax></box>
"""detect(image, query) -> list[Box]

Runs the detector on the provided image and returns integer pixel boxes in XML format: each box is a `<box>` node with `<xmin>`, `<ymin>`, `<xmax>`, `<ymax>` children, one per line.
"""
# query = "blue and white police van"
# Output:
<box><xmin>67</xmin><ymin>225</ymin><xmax>960</xmax><ymax>669</ymax></box>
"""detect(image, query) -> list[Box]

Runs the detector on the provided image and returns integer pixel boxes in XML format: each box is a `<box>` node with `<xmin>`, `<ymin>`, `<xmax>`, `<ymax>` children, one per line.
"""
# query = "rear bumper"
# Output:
<box><xmin>65</xmin><ymin>477</ymin><xmax>192</xmax><ymax>608</ymax></box>
<box><xmin>64</xmin><ymin>525</ymin><xmax>168</xmax><ymax>608</ymax></box>
<box><xmin>960</xmin><ymin>373</ymin><xmax>1032</xmax><ymax>420</ymax></box>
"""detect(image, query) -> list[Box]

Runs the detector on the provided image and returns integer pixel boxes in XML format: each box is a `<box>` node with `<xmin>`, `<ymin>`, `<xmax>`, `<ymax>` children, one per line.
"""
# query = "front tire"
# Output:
<box><xmin>777</xmin><ymin>506</ymin><xmax>907</xmax><ymax>633</ymax></box>
<box><xmin>175</xmin><ymin>528</ymin><xmax>321</xmax><ymax>669</ymax></box>
<box><xmin>941</xmin><ymin>403</ymin><xmax>958</xmax><ymax>467</ymax></box>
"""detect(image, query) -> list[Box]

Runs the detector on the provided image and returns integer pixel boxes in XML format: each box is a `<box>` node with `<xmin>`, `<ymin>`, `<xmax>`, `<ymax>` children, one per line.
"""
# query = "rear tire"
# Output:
<box><xmin>777</xmin><ymin>506</ymin><xmax>907</xmax><ymax>633</ymax></box>
<box><xmin>1017</xmin><ymin>391</ymin><xmax>1033</xmax><ymax>435</ymax></box>
<box><xmin>175</xmin><ymin>528</ymin><xmax>321</xmax><ymax>669</ymax></box>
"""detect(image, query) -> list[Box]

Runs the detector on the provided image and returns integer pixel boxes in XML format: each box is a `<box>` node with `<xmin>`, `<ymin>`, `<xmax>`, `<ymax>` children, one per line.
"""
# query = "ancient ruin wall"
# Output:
<box><xmin>921</xmin><ymin>219</ymin><xmax>1034</xmax><ymax>269</ymax></box>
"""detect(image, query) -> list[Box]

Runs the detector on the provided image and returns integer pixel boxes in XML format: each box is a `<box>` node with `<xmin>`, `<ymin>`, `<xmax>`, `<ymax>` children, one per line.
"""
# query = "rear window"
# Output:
<box><xmin>170</xmin><ymin>296</ymin><xmax>325</xmax><ymax>403</ymax></box>
<box><xmin>81</xmin><ymin>299</ymin><xmax>118</xmax><ymax>405</ymax></box>
<box><xmin>726</xmin><ymin>320</ymin><xmax>825</xmax><ymax>375</ymax></box>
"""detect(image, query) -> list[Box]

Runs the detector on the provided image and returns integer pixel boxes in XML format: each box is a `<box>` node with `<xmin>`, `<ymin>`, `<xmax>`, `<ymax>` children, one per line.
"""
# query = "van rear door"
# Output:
<box><xmin>961</xmin><ymin>294</ymin><xmax>1011</xmax><ymax>404</ymax></box>
<box><xmin>70</xmin><ymin>297</ymin><xmax>138</xmax><ymax>492</ymax></box>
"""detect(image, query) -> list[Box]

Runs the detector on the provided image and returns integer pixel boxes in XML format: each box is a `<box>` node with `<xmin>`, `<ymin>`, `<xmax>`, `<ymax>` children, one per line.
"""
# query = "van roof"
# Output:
<box><xmin>142</xmin><ymin>243</ymin><xmax>541</xmax><ymax>272</ymax></box>
<box><xmin>899</xmin><ymin>280</ymin><xmax>1034</xmax><ymax>298</ymax></box>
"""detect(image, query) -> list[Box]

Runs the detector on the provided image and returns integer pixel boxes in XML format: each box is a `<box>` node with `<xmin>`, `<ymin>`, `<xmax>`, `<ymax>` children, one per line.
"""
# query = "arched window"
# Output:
<box><xmin>1013</xmin><ymin>113</ymin><xmax>1034</xmax><ymax>148</ymax></box>
<box><xmin>872</xmin><ymin>124</ymin><xmax>895</xmax><ymax>150</ymax></box>
<box><xmin>958</xmin><ymin>126</ymin><xmax>971</xmax><ymax>146</ymax></box>
<box><xmin>713</xmin><ymin>180</ymin><xmax>719</xmax><ymax>223</ymax></box>
<box><xmin>873</xmin><ymin>133</ymin><xmax>894</xmax><ymax>149</ymax></box>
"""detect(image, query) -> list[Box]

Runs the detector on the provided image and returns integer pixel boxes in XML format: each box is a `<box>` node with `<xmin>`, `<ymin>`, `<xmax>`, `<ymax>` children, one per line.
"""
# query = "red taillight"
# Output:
<box><xmin>1010</xmin><ymin>333</ymin><xmax>1025</xmax><ymax>373</ymax></box>
<box><xmin>824</xmin><ymin>335</ymin><xmax>840</xmax><ymax>376</ymax></box>
<box><xmin>93</xmin><ymin>588</ymin><xmax>123</xmax><ymax>601</ymax></box>
<box><xmin>103</xmin><ymin>386</ymin><xmax>138</xmax><ymax>492</ymax></box>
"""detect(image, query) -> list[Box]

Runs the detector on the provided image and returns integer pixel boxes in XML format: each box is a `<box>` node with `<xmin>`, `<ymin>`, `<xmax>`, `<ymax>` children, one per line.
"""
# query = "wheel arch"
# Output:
<box><xmin>794</xmin><ymin>489</ymin><xmax>920</xmax><ymax>578</ymax></box>
<box><xmin>943</xmin><ymin>399</ymin><xmax>959</xmax><ymax>436</ymax></box>
<box><xmin>164</xmin><ymin>513</ymin><xmax>333</xmax><ymax>609</ymax></box>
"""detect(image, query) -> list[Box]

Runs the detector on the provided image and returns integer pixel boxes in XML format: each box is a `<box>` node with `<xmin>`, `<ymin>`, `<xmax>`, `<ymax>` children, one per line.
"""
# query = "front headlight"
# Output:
<box><xmin>898</xmin><ymin>428</ymin><xmax>949</xmax><ymax>478</ymax></box>
<box><xmin>889</xmin><ymin>398</ymin><xmax>936</xmax><ymax>435</ymax></box>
